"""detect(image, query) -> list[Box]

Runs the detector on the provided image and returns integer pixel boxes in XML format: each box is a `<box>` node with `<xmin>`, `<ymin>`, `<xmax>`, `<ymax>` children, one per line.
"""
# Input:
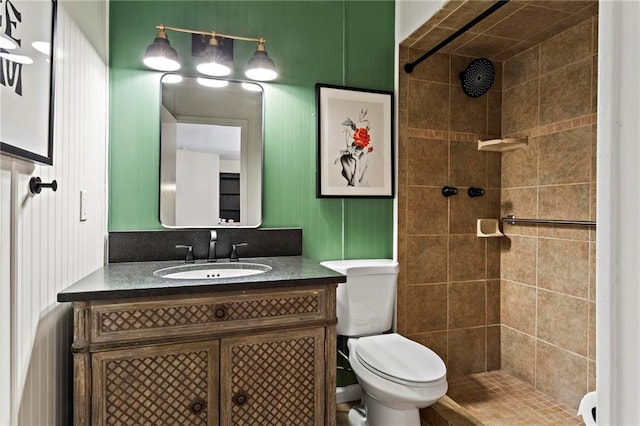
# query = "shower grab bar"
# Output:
<box><xmin>501</xmin><ymin>215</ymin><xmax>596</xmax><ymax>227</ymax></box>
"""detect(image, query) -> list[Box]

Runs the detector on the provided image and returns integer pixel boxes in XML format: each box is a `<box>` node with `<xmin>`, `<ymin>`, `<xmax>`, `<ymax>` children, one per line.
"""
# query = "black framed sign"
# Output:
<box><xmin>0</xmin><ymin>0</ymin><xmax>56</xmax><ymax>165</ymax></box>
<box><xmin>316</xmin><ymin>83</ymin><xmax>394</xmax><ymax>198</ymax></box>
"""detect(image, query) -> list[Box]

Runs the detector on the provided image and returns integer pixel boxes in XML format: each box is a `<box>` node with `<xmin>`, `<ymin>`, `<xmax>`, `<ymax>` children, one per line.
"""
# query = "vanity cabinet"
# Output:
<box><xmin>71</xmin><ymin>285</ymin><xmax>337</xmax><ymax>426</ymax></box>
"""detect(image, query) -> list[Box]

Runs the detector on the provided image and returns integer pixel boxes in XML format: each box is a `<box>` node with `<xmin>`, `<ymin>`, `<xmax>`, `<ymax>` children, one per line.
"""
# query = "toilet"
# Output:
<box><xmin>321</xmin><ymin>259</ymin><xmax>447</xmax><ymax>426</ymax></box>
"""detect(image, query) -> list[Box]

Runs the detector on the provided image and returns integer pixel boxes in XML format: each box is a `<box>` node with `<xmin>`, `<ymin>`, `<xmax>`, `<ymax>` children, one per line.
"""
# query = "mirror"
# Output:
<box><xmin>159</xmin><ymin>74</ymin><xmax>263</xmax><ymax>228</ymax></box>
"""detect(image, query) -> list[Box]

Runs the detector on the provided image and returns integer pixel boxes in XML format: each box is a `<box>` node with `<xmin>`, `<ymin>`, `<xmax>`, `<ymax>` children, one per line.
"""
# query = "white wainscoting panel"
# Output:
<box><xmin>0</xmin><ymin>1</ymin><xmax>108</xmax><ymax>424</ymax></box>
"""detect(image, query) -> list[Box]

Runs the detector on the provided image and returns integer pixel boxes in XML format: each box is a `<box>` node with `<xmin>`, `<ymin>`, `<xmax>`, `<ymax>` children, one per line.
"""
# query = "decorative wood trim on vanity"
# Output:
<box><xmin>72</xmin><ymin>301</ymin><xmax>91</xmax><ymax>426</ymax></box>
<box><xmin>89</xmin><ymin>287</ymin><xmax>328</xmax><ymax>346</ymax></box>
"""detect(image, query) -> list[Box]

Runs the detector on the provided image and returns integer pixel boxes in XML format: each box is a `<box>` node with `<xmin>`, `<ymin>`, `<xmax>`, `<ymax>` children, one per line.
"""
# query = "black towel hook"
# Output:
<box><xmin>29</xmin><ymin>177</ymin><xmax>58</xmax><ymax>195</ymax></box>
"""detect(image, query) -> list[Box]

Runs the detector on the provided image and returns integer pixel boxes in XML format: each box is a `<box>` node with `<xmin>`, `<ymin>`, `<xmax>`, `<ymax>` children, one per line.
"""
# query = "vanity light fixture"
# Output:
<box><xmin>143</xmin><ymin>27</ymin><xmax>180</xmax><ymax>71</ymax></box>
<box><xmin>143</xmin><ymin>24</ymin><xmax>278</xmax><ymax>81</ymax></box>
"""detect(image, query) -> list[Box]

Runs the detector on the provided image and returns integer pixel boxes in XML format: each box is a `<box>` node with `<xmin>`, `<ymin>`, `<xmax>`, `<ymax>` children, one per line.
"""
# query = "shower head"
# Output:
<box><xmin>460</xmin><ymin>58</ymin><xmax>495</xmax><ymax>97</ymax></box>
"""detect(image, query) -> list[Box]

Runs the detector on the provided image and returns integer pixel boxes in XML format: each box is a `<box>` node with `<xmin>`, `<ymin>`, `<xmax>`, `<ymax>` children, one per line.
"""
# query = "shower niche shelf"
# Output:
<box><xmin>478</xmin><ymin>137</ymin><xmax>528</xmax><ymax>152</ymax></box>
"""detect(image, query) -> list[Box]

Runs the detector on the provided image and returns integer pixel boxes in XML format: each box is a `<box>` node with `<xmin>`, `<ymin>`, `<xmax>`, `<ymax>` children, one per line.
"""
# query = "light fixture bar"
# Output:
<box><xmin>156</xmin><ymin>24</ymin><xmax>266</xmax><ymax>45</ymax></box>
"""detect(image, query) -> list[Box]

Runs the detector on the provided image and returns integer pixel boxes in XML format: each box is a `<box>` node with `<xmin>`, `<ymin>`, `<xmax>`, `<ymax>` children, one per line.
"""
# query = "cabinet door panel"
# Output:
<box><xmin>220</xmin><ymin>328</ymin><xmax>325</xmax><ymax>426</ymax></box>
<box><xmin>91</xmin><ymin>341</ymin><xmax>218</xmax><ymax>426</ymax></box>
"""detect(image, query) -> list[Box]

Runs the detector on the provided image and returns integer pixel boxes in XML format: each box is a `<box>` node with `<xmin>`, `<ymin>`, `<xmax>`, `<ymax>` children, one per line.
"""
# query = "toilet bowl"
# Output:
<box><xmin>347</xmin><ymin>334</ymin><xmax>447</xmax><ymax>426</ymax></box>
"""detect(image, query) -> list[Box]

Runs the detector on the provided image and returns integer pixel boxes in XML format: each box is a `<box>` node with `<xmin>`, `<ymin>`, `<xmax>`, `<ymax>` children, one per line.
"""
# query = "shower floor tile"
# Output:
<box><xmin>447</xmin><ymin>371</ymin><xmax>584</xmax><ymax>425</ymax></box>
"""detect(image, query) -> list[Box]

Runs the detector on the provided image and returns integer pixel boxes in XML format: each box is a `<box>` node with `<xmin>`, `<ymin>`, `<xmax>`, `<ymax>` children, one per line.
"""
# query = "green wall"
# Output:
<box><xmin>109</xmin><ymin>1</ymin><xmax>395</xmax><ymax>261</ymax></box>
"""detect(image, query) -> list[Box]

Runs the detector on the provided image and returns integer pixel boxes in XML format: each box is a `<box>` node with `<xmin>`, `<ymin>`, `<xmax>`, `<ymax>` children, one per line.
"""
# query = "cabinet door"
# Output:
<box><xmin>220</xmin><ymin>328</ymin><xmax>326</xmax><ymax>426</ymax></box>
<box><xmin>91</xmin><ymin>341</ymin><xmax>218</xmax><ymax>426</ymax></box>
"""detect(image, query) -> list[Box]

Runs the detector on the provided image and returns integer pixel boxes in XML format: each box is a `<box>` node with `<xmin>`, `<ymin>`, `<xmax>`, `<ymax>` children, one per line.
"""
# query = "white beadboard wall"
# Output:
<box><xmin>0</xmin><ymin>1</ymin><xmax>108</xmax><ymax>425</ymax></box>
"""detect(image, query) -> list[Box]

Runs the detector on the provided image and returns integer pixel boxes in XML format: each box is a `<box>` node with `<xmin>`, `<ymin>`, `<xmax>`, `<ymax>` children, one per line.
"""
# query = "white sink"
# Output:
<box><xmin>154</xmin><ymin>262</ymin><xmax>271</xmax><ymax>280</ymax></box>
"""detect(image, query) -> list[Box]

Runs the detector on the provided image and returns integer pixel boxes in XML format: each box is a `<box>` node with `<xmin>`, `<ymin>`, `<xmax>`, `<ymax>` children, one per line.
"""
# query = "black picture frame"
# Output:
<box><xmin>316</xmin><ymin>83</ymin><xmax>394</xmax><ymax>198</ymax></box>
<box><xmin>0</xmin><ymin>0</ymin><xmax>56</xmax><ymax>165</ymax></box>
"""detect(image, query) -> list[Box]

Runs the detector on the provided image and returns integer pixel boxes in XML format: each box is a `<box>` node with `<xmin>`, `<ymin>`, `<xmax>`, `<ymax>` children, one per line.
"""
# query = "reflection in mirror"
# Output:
<box><xmin>159</xmin><ymin>74</ymin><xmax>263</xmax><ymax>228</ymax></box>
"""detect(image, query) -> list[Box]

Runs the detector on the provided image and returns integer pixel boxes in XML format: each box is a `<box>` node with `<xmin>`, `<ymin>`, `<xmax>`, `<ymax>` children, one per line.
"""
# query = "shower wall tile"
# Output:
<box><xmin>486</xmin><ymin>239</ymin><xmax>501</xmax><ymax>280</ymax></box>
<box><xmin>539</xmin><ymin>19</ymin><xmax>592</xmax><ymax>74</ymax></box>
<box><xmin>450</xmin><ymin>194</ymin><xmax>486</xmax><ymax>235</ymax></box>
<box><xmin>454</xmin><ymin>34</ymin><xmax>515</xmax><ymax>59</ymax></box>
<box><xmin>592</xmin><ymin>16</ymin><xmax>598</xmax><ymax>54</ymax></box>
<box><xmin>408</xmin><ymin>331</ymin><xmax>448</xmax><ymax>366</ymax></box>
<box><xmin>539</xmin><ymin>58</ymin><xmax>592</xmax><ymax>125</ymax></box>
<box><xmin>450</xmin><ymin>140</ymin><xmax>487</xmax><ymax>187</ymax></box>
<box><xmin>488</xmin><ymin>92</ymin><xmax>502</xmax><ymax>137</ymax></box>
<box><xmin>501</xmin><ymin>187</ymin><xmax>538</xmax><ymax>236</ymax></box>
<box><xmin>500</xmin><ymin>236</ymin><xmax>537</xmax><ymax>285</ymax></box>
<box><xmin>501</xmin><ymin>326</ymin><xmax>536</xmax><ymax>384</ymax></box>
<box><xmin>448</xmin><ymin>327</ymin><xmax>486</xmax><ymax>377</ymax></box>
<box><xmin>538</xmin><ymin>238</ymin><xmax>589</xmax><ymax>298</ymax></box>
<box><xmin>536</xmin><ymin>341</ymin><xmax>588</xmax><ymax>409</ymax></box>
<box><xmin>537</xmin><ymin>223</ymin><xmax>590</xmax><ymax>242</ymax></box>
<box><xmin>486</xmin><ymin>5</ymin><xmax>572</xmax><ymax>40</ymax></box>
<box><xmin>591</xmin><ymin>55</ymin><xmax>598</xmax><ymax>113</ymax></box>
<box><xmin>487</xmin><ymin>153</ymin><xmax>502</xmax><ymax>191</ymax></box>
<box><xmin>449</xmin><ymin>281</ymin><xmax>486</xmax><ymax>329</ymax></box>
<box><xmin>501</xmin><ymin>138</ymin><xmax>539</xmax><ymax>188</ymax></box>
<box><xmin>588</xmin><ymin>301</ymin><xmax>596</xmax><ymax>361</ymax></box>
<box><xmin>407</xmin><ymin>236</ymin><xmax>448</xmax><ymax>284</ymax></box>
<box><xmin>449</xmin><ymin>236</ymin><xmax>486</xmax><ymax>282</ymax></box>
<box><xmin>487</xmin><ymin>280</ymin><xmax>500</xmax><ymax>325</ymax></box>
<box><xmin>407</xmin><ymin>51</ymin><xmax>450</xmax><ymax>83</ymax></box>
<box><xmin>503</xmin><ymin>46</ymin><xmax>539</xmax><ymax>90</ymax></box>
<box><xmin>406</xmin><ymin>284</ymin><xmax>448</xmax><ymax>334</ymax></box>
<box><xmin>538</xmin><ymin>184</ymin><xmax>590</xmax><ymax>221</ymax></box>
<box><xmin>407</xmin><ymin>186</ymin><xmax>448</xmax><ymax>234</ymax></box>
<box><xmin>588</xmin><ymin>361</ymin><xmax>596</xmax><ymax>393</ymax></box>
<box><xmin>537</xmin><ymin>290</ymin><xmax>589</xmax><ymax>356</ymax></box>
<box><xmin>487</xmin><ymin>325</ymin><xmax>501</xmax><ymax>371</ymax></box>
<box><xmin>591</xmin><ymin>124</ymin><xmax>597</xmax><ymax>182</ymax></box>
<box><xmin>502</xmin><ymin>79</ymin><xmax>539</xmax><ymax>136</ymax></box>
<box><xmin>407</xmin><ymin>137</ymin><xmax>449</xmax><ymax>186</ymax></box>
<box><xmin>538</xmin><ymin>126</ymin><xmax>592</xmax><ymax>185</ymax></box>
<box><xmin>501</xmin><ymin>280</ymin><xmax>536</xmax><ymax>335</ymax></box>
<box><xmin>486</xmin><ymin>189</ymin><xmax>501</xmax><ymax>219</ymax></box>
<box><xmin>450</xmin><ymin>84</ymin><xmax>488</xmax><ymax>134</ymax></box>
<box><xmin>589</xmin><ymin>242</ymin><xmax>596</xmax><ymax>301</ymax></box>
<box><xmin>408</xmin><ymin>80</ymin><xmax>449</xmax><ymax>130</ymax></box>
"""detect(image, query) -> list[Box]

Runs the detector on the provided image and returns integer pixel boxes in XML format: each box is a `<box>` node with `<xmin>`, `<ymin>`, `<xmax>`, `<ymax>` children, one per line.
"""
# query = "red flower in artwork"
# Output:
<box><xmin>353</xmin><ymin>128</ymin><xmax>370</xmax><ymax>148</ymax></box>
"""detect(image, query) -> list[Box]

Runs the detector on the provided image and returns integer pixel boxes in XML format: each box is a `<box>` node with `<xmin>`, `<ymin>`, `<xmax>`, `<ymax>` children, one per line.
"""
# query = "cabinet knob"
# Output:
<box><xmin>232</xmin><ymin>391</ymin><xmax>248</xmax><ymax>406</ymax></box>
<box><xmin>189</xmin><ymin>397</ymin><xmax>207</xmax><ymax>414</ymax></box>
<box><xmin>214</xmin><ymin>305</ymin><xmax>227</xmax><ymax>319</ymax></box>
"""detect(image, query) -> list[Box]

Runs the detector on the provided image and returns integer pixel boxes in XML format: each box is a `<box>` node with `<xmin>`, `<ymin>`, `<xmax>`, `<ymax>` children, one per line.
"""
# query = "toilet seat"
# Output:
<box><xmin>355</xmin><ymin>333</ymin><xmax>446</xmax><ymax>387</ymax></box>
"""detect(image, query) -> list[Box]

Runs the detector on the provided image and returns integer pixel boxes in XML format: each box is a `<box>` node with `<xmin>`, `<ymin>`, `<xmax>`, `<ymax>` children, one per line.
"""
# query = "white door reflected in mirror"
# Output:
<box><xmin>159</xmin><ymin>74</ymin><xmax>263</xmax><ymax>228</ymax></box>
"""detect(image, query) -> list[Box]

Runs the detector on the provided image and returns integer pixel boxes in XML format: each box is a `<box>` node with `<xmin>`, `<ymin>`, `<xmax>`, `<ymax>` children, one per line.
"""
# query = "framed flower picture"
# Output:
<box><xmin>316</xmin><ymin>83</ymin><xmax>394</xmax><ymax>198</ymax></box>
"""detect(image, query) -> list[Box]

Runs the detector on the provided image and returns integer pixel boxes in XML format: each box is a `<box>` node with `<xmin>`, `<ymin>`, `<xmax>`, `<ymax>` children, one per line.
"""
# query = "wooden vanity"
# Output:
<box><xmin>58</xmin><ymin>257</ymin><xmax>343</xmax><ymax>426</ymax></box>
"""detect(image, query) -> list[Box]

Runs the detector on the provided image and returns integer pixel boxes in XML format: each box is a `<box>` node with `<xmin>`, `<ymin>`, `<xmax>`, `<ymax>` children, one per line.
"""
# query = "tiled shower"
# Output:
<box><xmin>397</xmin><ymin>0</ymin><xmax>598</xmax><ymax>416</ymax></box>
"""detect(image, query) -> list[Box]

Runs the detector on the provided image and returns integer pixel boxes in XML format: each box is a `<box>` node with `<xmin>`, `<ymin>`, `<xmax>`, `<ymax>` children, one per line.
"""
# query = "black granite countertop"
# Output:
<box><xmin>57</xmin><ymin>256</ymin><xmax>345</xmax><ymax>302</ymax></box>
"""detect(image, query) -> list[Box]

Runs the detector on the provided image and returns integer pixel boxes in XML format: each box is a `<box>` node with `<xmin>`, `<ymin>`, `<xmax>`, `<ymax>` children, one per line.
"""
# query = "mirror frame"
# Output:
<box><xmin>158</xmin><ymin>74</ymin><xmax>264</xmax><ymax>228</ymax></box>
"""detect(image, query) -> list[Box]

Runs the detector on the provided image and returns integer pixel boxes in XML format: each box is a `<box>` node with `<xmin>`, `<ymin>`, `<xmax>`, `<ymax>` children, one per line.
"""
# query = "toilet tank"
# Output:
<box><xmin>320</xmin><ymin>259</ymin><xmax>399</xmax><ymax>337</ymax></box>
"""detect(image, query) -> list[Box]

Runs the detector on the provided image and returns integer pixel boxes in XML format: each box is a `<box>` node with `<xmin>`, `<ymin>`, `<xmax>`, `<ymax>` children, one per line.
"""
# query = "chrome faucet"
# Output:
<box><xmin>208</xmin><ymin>230</ymin><xmax>218</xmax><ymax>262</ymax></box>
<box><xmin>175</xmin><ymin>244</ymin><xmax>194</xmax><ymax>263</ymax></box>
<box><xmin>230</xmin><ymin>243</ymin><xmax>248</xmax><ymax>262</ymax></box>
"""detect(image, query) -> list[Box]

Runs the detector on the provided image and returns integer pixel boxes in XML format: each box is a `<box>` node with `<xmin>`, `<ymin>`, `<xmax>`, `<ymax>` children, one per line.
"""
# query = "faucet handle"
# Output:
<box><xmin>230</xmin><ymin>243</ymin><xmax>248</xmax><ymax>262</ymax></box>
<box><xmin>176</xmin><ymin>244</ymin><xmax>194</xmax><ymax>263</ymax></box>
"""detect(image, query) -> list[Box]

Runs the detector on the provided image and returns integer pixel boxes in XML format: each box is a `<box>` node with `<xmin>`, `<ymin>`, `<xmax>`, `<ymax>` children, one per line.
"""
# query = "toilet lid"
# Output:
<box><xmin>355</xmin><ymin>333</ymin><xmax>446</xmax><ymax>385</ymax></box>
